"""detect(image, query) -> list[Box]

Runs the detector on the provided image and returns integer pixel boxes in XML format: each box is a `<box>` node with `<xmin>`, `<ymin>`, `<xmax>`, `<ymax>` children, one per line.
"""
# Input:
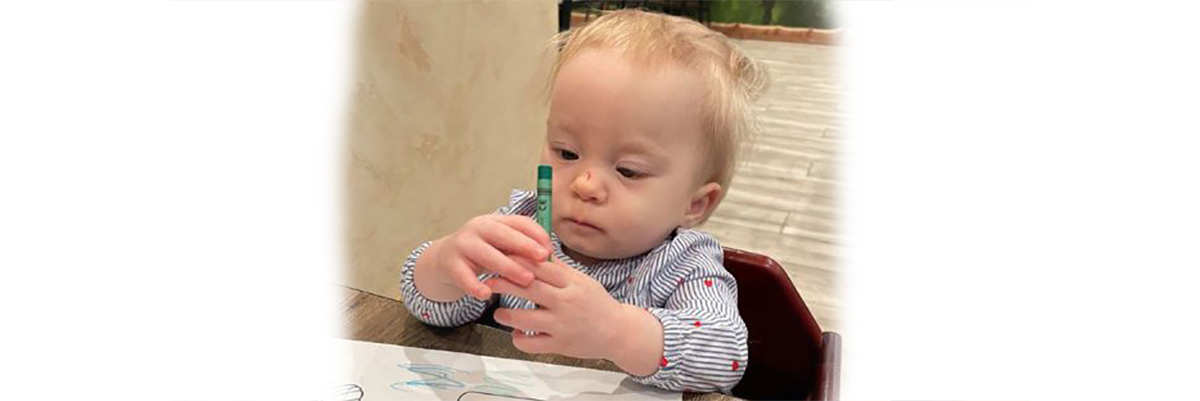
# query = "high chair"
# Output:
<box><xmin>724</xmin><ymin>247</ymin><xmax>841</xmax><ymax>401</ymax></box>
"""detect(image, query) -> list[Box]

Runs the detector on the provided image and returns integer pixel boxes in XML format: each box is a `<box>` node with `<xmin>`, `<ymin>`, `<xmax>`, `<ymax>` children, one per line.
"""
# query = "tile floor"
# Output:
<box><xmin>702</xmin><ymin>39</ymin><xmax>842</xmax><ymax>333</ymax></box>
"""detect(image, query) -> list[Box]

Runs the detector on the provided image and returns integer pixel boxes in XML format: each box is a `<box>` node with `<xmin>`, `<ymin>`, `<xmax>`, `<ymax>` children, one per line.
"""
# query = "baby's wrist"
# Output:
<box><xmin>607</xmin><ymin>304</ymin><xmax>663</xmax><ymax>377</ymax></box>
<box><xmin>412</xmin><ymin>239</ymin><xmax>467</xmax><ymax>302</ymax></box>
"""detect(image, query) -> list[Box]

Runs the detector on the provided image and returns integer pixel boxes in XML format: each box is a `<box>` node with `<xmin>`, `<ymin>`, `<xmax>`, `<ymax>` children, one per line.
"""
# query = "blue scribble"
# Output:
<box><xmin>390</xmin><ymin>362</ymin><xmax>535</xmax><ymax>397</ymax></box>
<box><xmin>391</xmin><ymin>363</ymin><xmax>467</xmax><ymax>390</ymax></box>
<box><xmin>473</xmin><ymin>377</ymin><xmax>521</xmax><ymax>396</ymax></box>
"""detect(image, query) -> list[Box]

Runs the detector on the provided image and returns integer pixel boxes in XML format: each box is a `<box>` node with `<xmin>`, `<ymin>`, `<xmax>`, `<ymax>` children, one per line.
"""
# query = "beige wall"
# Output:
<box><xmin>344</xmin><ymin>1</ymin><xmax>558</xmax><ymax>298</ymax></box>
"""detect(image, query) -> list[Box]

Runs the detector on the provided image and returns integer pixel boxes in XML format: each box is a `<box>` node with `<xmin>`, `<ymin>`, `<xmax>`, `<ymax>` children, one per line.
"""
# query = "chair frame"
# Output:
<box><xmin>723</xmin><ymin>247</ymin><xmax>841</xmax><ymax>401</ymax></box>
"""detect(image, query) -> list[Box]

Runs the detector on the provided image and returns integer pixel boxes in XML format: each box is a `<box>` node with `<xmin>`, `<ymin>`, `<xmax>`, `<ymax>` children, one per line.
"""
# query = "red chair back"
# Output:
<box><xmin>724</xmin><ymin>247</ymin><xmax>833</xmax><ymax>400</ymax></box>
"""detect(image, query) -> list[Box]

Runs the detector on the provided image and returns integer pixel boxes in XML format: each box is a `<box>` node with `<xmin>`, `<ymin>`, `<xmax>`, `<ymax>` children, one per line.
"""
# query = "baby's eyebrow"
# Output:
<box><xmin>546</xmin><ymin>120</ymin><xmax>580</xmax><ymax>141</ymax></box>
<box><xmin>618</xmin><ymin>139</ymin><xmax>668</xmax><ymax>163</ymax></box>
<box><xmin>547</xmin><ymin>118</ymin><xmax>575</xmax><ymax>132</ymax></box>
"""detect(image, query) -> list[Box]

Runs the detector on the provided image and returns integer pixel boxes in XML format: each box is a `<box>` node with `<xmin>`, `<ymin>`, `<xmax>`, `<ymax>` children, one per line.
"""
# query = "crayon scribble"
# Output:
<box><xmin>324</xmin><ymin>383</ymin><xmax>364</xmax><ymax>401</ymax></box>
<box><xmin>390</xmin><ymin>363</ymin><xmax>537</xmax><ymax>397</ymax></box>
<box><xmin>392</xmin><ymin>364</ymin><xmax>467</xmax><ymax>390</ymax></box>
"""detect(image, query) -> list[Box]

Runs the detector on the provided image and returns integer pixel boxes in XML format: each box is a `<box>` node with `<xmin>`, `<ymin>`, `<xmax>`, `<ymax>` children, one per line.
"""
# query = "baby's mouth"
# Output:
<box><xmin>566</xmin><ymin>217</ymin><xmax>603</xmax><ymax>232</ymax></box>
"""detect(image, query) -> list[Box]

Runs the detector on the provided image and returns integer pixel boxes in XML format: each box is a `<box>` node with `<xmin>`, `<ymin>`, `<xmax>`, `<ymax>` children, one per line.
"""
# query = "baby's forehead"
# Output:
<box><xmin>564</xmin><ymin>46</ymin><xmax>701</xmax><ymax>77</ymax></box>
<box><xmin>549</xmin><ymin>46</ymin><xmax>713</xmax><ymax>160</ymax></box>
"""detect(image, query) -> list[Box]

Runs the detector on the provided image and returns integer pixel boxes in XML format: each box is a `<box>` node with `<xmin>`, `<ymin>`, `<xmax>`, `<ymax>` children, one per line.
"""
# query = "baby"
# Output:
<box><xmin>401</xmin><ymin>9</ymin><xmax>768</xmax><ymax>394</ymax></box>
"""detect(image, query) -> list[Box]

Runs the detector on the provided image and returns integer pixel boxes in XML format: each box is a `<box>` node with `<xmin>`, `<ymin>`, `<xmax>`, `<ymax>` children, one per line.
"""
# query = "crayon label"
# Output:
<box><xmin>536</xmin><ymin>193</ymin><xmax>551</xmax><ymax>230</ymax></box>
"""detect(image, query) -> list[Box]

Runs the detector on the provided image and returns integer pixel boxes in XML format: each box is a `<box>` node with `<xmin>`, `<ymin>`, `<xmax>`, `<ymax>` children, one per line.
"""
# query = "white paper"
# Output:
<box><xmin>332</xmin><ymin>339</ymin><xmax>681</xmax><ymax>401</ymax></box>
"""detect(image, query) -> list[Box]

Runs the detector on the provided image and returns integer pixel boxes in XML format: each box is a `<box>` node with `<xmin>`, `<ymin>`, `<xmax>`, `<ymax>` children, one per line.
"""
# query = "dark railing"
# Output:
<box><xmin>561</xmin><ymin>0</ymin><xmax>711</xmax><ymax>32</ymax></box>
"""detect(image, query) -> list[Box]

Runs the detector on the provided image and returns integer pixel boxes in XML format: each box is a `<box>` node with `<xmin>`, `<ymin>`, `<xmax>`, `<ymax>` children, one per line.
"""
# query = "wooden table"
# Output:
<box><xmin>337</xmin><ymin>285</ymin><xmax>741</xmax><ymax>401</ymax></box>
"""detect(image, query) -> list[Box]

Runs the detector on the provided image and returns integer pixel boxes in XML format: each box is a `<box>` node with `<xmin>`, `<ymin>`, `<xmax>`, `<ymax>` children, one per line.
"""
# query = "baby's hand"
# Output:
<box><xmin>487</xmin><ymin>257</ymin><xmax>662</xmax><ymax>372</ymax></box>
<box><xmin>420</xmin><ymin>215</ymin><xmax>551</xmax><ymax>301</ymax></box>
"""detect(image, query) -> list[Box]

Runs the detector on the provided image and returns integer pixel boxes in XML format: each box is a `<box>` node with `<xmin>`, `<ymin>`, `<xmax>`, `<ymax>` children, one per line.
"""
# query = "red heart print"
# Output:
<box><xmin>627</xmin><ymin>277</ymin><xmax>634</xmax><ymax>284</ymax></box>
<box><xmin>732</xmin><ymin>360</ymin><xmax>740</xmax><ymax>370</ymax></box>
<box><xmin>420</xmin><ymin>312</ymin><xmax>430</xmax><ymax>319</ymax></box>
<box><xmin>693</xmin><ymin>321</ymin><xmax>702</xmax><ymax>328</ymax></box>
<box><xmin>704</xmin><ymin>279</ymin><xmax>713</xmax><ymax>287</ymax></box>
<box><xmin>661</xmin><ymin>357</ymin><xmax>668</xmax><ymax>367</ymax></box>
<box><xmin>678</xmin><ymin>279</ymin><xmax>684</xmax><ymax>285</ymax></box>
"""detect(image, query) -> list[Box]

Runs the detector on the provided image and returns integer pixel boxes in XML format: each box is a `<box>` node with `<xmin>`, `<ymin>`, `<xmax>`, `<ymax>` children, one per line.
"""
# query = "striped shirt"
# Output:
<box><xmin>400</xmin><ymin>189</ymin><xmax>748</xmax><ymax>393</ymax></box>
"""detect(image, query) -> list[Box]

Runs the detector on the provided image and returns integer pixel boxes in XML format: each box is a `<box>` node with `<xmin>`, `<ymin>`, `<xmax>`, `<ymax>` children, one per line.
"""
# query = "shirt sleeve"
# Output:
<box><xmin>398</xmin><ymin>241</ymin><xmax>493</xmax><ymax>327</ymax></box>
<box><xmin>629</xmin><ymin>232</ymin><xmax>749</xmax><ymax>394</ymax></box>
<box><xmin>398</xmin><ymin>189</ymin><xmax>538</xmax><ymax>327</ymax></box>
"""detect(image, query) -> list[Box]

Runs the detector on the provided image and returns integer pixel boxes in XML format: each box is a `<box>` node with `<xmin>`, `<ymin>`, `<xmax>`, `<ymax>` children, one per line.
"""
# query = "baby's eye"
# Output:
<box><xmin>558</xmin><ymin>149</ymin><xmax>579</xmax><ymax>161</ymax></box>
<box><xmin>616</xmin><ymin>167</ymin><xmax>643</xmax><ymax>179</ymax></box>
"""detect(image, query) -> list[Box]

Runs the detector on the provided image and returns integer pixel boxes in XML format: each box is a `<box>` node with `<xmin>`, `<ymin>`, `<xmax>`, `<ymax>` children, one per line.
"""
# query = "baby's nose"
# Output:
<box><xmin>571</xmin><ymin>169</ymin><xmax>606</xmax><ymax>203</ymax></box>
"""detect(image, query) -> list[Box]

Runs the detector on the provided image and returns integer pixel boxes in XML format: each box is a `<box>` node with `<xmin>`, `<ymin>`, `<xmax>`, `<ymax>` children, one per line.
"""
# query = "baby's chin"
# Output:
<box><xmin>560</xmin><ymin>234</ymin><xmax>654</xmax><ymax>262</ymax></box>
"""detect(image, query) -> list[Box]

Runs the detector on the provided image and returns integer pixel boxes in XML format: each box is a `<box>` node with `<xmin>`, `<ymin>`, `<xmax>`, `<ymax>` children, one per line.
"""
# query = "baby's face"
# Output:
<box><xmin>542</xmin><ymin>48</ymin><xmax>713</xmax><ymax>263</ymax></box>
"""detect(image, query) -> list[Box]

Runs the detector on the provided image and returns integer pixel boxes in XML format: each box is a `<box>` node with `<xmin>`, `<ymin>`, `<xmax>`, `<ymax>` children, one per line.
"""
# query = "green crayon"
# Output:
<box><xmin>536</xmin><ymin>164</ymin><xmax>553</xmax><ymax>261</ymax></box>
<box><xmin>520</xmin><ymin>165</ymin><xmax>553</xmax><ymax>337</ymax></box>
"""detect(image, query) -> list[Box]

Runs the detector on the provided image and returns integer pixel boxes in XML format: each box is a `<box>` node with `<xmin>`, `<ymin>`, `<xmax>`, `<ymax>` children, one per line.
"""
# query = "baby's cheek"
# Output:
<box><xmin>620</xmin><ymin>221</ymin><xmax>666</xmax><ymax>252</ymax></box>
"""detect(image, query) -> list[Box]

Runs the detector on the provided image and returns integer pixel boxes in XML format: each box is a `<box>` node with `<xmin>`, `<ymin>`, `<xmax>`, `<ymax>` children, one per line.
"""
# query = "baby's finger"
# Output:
<box><xmin>447</xmin><ymin>256</ymin><xmax>491</xmax><ymax>300</ymax></box>
<box><xmin>461</xmin><ymin>236</ymin><xmax>536</xmax><ymax>286</ymax></box>
<box><xmin>529</xmin><ymin>257</ymin><xmax>574</xmax><ymax>289</ymax></box>
<box><xmin>511</xmin><ymin>330</ymin><xmax>557</xmax><ymax>355</ymax></box>
<box><xmin>496</xmin><ymin>215</ymin><xmax>553</xmax><ymax>253</ymax></box>
<box><xmin>493</xmin><ymin>308</ymin><xmax>554</xmax><ymax>334</ymax></box>
<box><xmin>479</xmin><ymin>218</ymin><xmax>550</xmax><ymax>263</ymax></box>
<box><xmin>485</xmin><ymin>276</ymin><xmax>553</xmax><ymax>306</ymax></box>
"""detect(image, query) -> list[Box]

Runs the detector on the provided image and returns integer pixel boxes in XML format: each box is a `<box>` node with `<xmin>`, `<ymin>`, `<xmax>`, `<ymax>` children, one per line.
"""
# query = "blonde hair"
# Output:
<box><xmin>545</xmin><ymin>10</ymin><xmax>769</xmax><ymax>220</ymax></box>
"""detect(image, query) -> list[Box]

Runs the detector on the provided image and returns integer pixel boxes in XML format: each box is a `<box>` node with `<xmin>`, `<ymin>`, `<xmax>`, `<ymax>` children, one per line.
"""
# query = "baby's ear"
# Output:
<box><xmin>681</xmin><ymin>182</ymin><xmax>722</xmax><ymax>228</ymax></box>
